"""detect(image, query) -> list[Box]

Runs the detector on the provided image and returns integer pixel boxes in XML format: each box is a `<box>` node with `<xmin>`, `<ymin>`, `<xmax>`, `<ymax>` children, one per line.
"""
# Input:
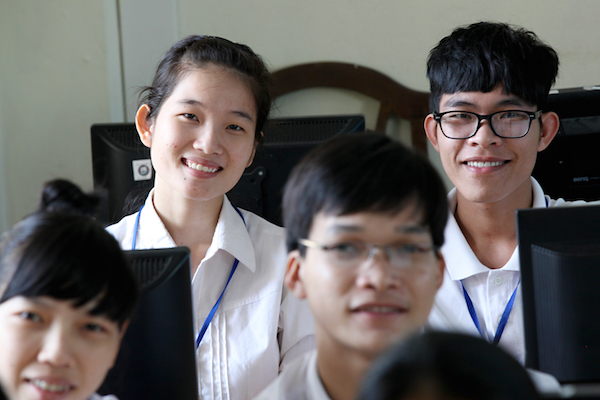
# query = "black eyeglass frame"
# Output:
<box><xmin>433</xmin><ymin>110</ymin><xmax>543</xmax><ymax>139</ymax></box>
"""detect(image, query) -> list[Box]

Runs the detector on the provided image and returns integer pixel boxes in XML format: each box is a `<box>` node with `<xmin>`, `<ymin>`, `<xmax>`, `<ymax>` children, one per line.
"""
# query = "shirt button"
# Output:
<box><xmin>494</xmin><ymin>277</ymin><xmax>503</xmax><ymax>286</ymax></box>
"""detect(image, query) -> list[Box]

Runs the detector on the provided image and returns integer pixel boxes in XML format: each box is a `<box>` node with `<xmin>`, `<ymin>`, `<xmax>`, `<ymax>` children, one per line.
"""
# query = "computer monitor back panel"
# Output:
<box><xmin>98</xmin><ymin>247</ymin><xmax>198</xmax><ymax>400</ymax></box>
<box><xmin>91</xmin><ymin>123</ymin><xmax>153</xmax><ymax>224</ymax></box>
<box><xmin>228</xmin><ymin>114</ymin><xmax>365</xmax><ymax>225</ymax></box>
<box><xmin>533</xmin><ymin>86</ymin><xmax>600</xmax><ymax>201</ymax></box>
<box><xmin>517</xmin><ymin>204</ymin><xmax>600</xmax><ymax>383</ymax></box>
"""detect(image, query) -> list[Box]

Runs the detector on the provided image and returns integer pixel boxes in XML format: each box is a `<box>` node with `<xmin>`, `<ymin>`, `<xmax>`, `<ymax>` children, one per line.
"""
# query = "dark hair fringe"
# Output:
<box><xmin>427</xmin><ymin>21</ymin><xmax>559</xmax><ymax>112</ymax></box>
<box><xmin>138</xmin><ymin>35</ymin><xmax>273</xmax><ymax>142</ymax></box>
<box><xmin>282</xmin><ymin>133</ymin><xmax>448</xmax><ymax>254</ymax></box>
<box><xmin>0</xmin><ymin>179</ymin><xmax>138</xmax><ymax>327</ymax></box>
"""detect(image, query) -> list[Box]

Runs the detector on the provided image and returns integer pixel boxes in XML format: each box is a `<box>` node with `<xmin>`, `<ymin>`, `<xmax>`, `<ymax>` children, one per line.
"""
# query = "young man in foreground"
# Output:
<box><xmin>255</xmin><ymin>132</ymin><xmax>448</xmax><ymax>400</ymax></box>
<box><xmin>424</xmin><ymin>21</ymin><xmax>586</xmax><ymax>366</ymax></box>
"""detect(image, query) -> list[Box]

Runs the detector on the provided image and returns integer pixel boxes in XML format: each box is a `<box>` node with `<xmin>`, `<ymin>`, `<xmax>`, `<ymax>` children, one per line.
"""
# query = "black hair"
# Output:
<box><xmin>139</xmin><ymin>34</ymin><xmax>273</xmax><ymax>142</ymax></box>
<box><xmin>427</xmin><ymin>21</ymin><xmax>559</xmax><ymax>112</ymax></box>
<box><xmin>0</xmin><ymin>179</ymin><xmax>138</xmax><ymax>328</ymax></box>
<box><xmin>282</xmin><ymin>132</ymin><xmax>448</xmax><ymax>255</ymax></box>
<box><xmin>357</xmin><ymin>331</ymin><xmax>541</xmax><ymax>400</ymax></box>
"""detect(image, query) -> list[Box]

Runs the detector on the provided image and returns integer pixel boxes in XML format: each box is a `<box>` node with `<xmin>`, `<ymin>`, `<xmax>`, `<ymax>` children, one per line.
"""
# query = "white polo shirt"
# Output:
<box><xmin>253</xmin><ymin>351</ymin><xmax>330</xmax><ymax>400</ymax></box>
<box><xmin>426</xmin><ymin>178</ymin><xmax>581</xmax><ymax>364</ymax></box>
<box><xmin>107</xmin><ymin>193</ymin><xmax>315</xmax><ymax>400</ymax></box>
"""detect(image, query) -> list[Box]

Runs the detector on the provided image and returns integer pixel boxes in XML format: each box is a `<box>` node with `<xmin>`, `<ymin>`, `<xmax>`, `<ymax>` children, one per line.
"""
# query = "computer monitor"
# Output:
<box><xmin>98</xmin><ymin>247</ymin><xmax>198</xmax><ymax>400</ymax></box>
<box><xmin>517</xmin><ymin>204</ymin><xmax>600</xmax><ymax>384</ymax></box>
<box><xmin>91</xmin><ymin>123</ymin><xmax>153</xmax><ymax>225</ymax></box>
<box><xmin>227</xmin><ymin>114</ymin><xmax>365</xmax><ymax>225</ymax></box>
<box><xmin>533</xmin><ymin>86</ymin><xmax>600</xmax><ymax>201</ymax></box>
<box><xmin>91</xmin><ymin>114</ymin><xmax>365</xmax><ymax>225</ymax></box>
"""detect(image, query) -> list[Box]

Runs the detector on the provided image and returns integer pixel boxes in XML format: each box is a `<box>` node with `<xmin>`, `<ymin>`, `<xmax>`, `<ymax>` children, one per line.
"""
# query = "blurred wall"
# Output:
<box><xmin>1</xmin><ymin>0</ymin><xmax>599</xmax><ymax>230</ymax></box>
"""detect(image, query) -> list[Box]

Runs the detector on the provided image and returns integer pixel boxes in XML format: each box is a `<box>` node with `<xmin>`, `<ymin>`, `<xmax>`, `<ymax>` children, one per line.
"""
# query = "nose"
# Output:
<box><xmin>356</xmin><ymin>249</ymin><xmax>400</xmax><ymax>291</ymax></box>
<box><xmin>37</xmin><ymin>325</ymin><xmax>76</xmax><ymax>368</ymax></box>
<box><xmin>194</xmin><ymin>122</ymin><xmax>223</xmax><ymax>155</ymax></box>
<box><xmin>468</xmin><ymin>118</ymin><xmax>500</xmax><ymax>147</ymax></box>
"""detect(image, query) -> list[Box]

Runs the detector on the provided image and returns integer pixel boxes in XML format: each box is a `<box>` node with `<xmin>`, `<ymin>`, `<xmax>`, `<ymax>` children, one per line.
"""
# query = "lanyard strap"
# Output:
<box><xmin>131</xmin><ymin>202</ymin><xmax>246</xmax><ymax>349</ymax></box>
<box><xmin>196</xmin><ymin>258</ymin><xmax>238</xmax><ymax>348</ymax></box>
<box><xmin>461</xmin><ymin>280</ymin><xmax>520</xmax><ymax>345</ymax></box>
<box><xmin>458</xmin><ymin>193</ymin><xmax>544</xmax><ymax>344</ymax></box>
<box><xmin>131</xmin><ymin>204</ymin><xmax>145</xmax><ymax>250</ymax></box>
<box><xmin>195</xmin><ymin>205</ymin><xmax>246</xmax><ymax>348</ymax></box>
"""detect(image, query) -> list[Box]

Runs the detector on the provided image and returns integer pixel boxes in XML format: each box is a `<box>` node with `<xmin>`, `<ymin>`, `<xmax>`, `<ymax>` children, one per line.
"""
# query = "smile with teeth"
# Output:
<box><xmin>30</xmin><ymin>378</ymin><xmax>71</xmax><ymax>393</ymax></box>
<box><xmin>465</xmin><ymin>160</ymin><xmax>506</xmax><ymax>168</ymax></box>
<box><xmin>184</xmin><ymin>159</ymin><xmax>220</xmax><ymax>173</ymax></box>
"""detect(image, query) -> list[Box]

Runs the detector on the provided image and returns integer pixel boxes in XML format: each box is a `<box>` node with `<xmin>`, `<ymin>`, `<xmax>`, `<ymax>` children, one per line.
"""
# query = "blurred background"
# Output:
<box><xmin>1</xmin><ymin>0</ymin><xmax>599</xmax><ymax>231</ymax></box>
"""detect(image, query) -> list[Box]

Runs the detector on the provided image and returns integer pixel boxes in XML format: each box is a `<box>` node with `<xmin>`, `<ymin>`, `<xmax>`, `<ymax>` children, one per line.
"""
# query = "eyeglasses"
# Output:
<box><xmin>433</xmin><ymin>110</ymin><xmax>542</xmax><ymax>139</ymax></box>
<box><xmin>298</xmin><ymin>238</ymin><xmax>434</xmax><ymax>269</ymax></box>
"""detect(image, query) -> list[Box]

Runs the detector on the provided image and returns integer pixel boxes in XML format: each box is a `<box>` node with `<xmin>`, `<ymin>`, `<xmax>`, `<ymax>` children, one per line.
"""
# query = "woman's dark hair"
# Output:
<box><xmin>356</xmin><ymin>331</ymin><xmax>541</xmax><ymax>400</ymax></box>
<box><xmin>139</xmin><ymin>34</ymin><xmax>273</xmax><ymax>142</ymax></box>
<box><xmin>282</xmin><ymin>132</ymin><xmax>448</xmax><ymax>255</ymax></box>
<box><xmin>0</xmin><ymin>179</ymin><xmax>138</xmax><ymax>328</ymax></box>
<box><xmin>427</xmin><ymin>21</ymin><xmax>559</xmax><ymax>112</ymax></box>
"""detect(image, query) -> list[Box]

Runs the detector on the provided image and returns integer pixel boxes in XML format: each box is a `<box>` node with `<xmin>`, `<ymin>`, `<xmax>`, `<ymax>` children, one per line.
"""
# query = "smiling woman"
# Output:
<box><xmin>0</xmin><ymin>179</ymin><xmax>139</xmax><ymax>400</ymax></box>
<box><xmin>106</xmin><ymin>35</ymin><xmax>315</xmax><ymax>400</ymax></box>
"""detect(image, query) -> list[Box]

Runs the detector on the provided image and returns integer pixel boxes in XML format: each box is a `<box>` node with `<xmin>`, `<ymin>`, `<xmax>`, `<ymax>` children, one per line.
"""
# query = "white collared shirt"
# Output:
<box><xmin>253</xmin><ymin>350</ymin><xmax>330</xmax><ymax>400</ymax></box>
<box><xmin>426</xmin><ymin>178</ymin><xmax>583</xmax><ymax>364</ymax></box>
<box><xmin>107</xmin><ymin>193</ymin><xmax>315</xmax><ymax>400</ymax></box>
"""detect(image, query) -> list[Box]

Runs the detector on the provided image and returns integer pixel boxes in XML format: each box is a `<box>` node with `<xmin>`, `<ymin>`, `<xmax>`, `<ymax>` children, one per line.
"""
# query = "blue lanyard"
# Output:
<box><xmin>458</xmin><ymin>194</ymin><xmax>547</xmax><ymax>345</ymax></box>
<box><xmin>461</xmin><ymin>280</ymin><xmax>519</xmax><ymax>345</ymax></box>
<box><xmin>131</xmin><ymin>203</ymin><xmax>246</xmax><ymax>349</ymax></box>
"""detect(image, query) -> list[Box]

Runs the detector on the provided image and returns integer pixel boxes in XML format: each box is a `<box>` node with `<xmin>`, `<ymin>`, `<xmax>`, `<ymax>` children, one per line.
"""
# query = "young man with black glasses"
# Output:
<box><xmin>423</xmin><ymin>22</ymin><xmax>586</xmax><ymax>371</ymax></box>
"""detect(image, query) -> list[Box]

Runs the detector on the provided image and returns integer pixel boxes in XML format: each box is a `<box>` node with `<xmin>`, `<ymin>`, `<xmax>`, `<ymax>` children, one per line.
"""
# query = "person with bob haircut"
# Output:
<box><xmin>423</xmin><ymin>21</ymin><xmax>588</xmax><ymax>366</ymax></box>
<box><xmin>254</xmin><ymin>132</ymin><xmax>448</xmax><ymax>400</ymax></box>
<box><xmin>356</xmin><ymin>331</ymin><xmax>541</xmax><ymax>400</ymax></box>
<box><xmin>107</xmin><ymin>35</ymin><xmax>314</xmax><ymax>399</ymax></box>
<box><xmin>0</xmin><ymin>179</ymin><xmax>139</xmax><ymax>400</ymax></box>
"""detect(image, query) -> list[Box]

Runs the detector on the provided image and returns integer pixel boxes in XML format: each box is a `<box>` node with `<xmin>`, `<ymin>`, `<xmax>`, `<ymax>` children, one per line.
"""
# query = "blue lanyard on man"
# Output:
<box><xmin>461</xmin><ymin>280</ymin><xmax>519</xmax><ymax>345</ymax></box>
<box><xmin>460</xmin><ymin>197</ymin><xmax>549</xmax><ymax>345</ymax></box>
<box><xmin>131</xmin><ymin>202</ymin><xmax>246</xmax><ymax>349</ymax></box>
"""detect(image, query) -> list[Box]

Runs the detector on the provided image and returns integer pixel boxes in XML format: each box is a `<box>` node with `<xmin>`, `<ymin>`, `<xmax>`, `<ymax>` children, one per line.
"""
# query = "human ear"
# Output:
<box><xmin>424</xmin><ymin>114</ymin><xmax>441</xmax><ymax>152</ymax></box>
<box><xmin>245</xmin><ymin>133</ymin><xmax>262</xmax><ymax>168</ymax></box>
<box><xmin>434</xmin><ymin>252</ymin><xmax>445</xmax><ymax>290</ymax></box>
<box><xmin>537</xmin><ymin>111</ymin><xmax>560</xmax><ymax>152</ymax></box>
<box><xmin>135</xmin><ymin>104</ymin><xmax>153</xmax><ymax>148</ymax></box>
<box><xmin>284</xmin><ymin>250</ymin><xmax>307</xmax><ymax>299</ymax></box>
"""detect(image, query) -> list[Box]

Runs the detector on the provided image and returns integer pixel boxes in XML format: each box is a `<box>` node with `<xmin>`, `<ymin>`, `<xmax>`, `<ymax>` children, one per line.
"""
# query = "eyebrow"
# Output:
<box><xmin>326</xmin><ymin>224</ymin><xmax>429</xmax><ymax>235</ymax></box>
<box><xmin>179</xmin><ymin>99</ymin><xmax>255</xmax><ymax>122</ymax></box>
<box><xmin>442</xmin><ymin>96</ymin><xmax>530</xmax><ymax>110</ymax></box>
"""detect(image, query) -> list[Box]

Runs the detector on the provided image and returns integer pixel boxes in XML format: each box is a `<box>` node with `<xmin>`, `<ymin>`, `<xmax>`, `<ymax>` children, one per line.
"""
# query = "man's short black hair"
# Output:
<box><xmin>357</xmin><ymin>332</ymin><xmax>540</xmax><ymax>400</ymax></box>
<box><xmin>427</xmin><ymin>21</ymin><xmax>559</xmax><ymax>112</ymax></box>
<box><xmin>282</xmin><ymin>132</ymin><xmax>448</xmax><ymax>255</ymax></box>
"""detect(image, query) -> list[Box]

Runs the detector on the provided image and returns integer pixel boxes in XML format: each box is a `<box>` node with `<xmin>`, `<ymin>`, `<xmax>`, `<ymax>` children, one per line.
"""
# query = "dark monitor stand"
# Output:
<box><xmin>98</xmin><ymin>247</ymin><xmax>198</xmax><ymax>400</ymax></box>
<box><xmin>517</xmin><ymin>204</ymin><xmax>600</xmax><ymax>395</ymax></box>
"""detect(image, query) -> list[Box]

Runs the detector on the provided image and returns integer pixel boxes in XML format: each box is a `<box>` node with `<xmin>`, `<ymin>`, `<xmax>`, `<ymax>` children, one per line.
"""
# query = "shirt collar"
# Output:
<box><xmin>442</xmin><ymin>177</ymin><xmax>543</xmax><ymax>280</ymax></box>
<box><xmin>531</xmin><ymin>177</ymin><xmax>548</xmax><ymax>209</ymax></box>
<box><xmin>307</xmin><ymin>351</ymin><xmax>332</xmax><ymax>400</ymax></box>
<box><xmin>207</xmin><ymin>196</ymin><xmax>256</xmax><ymax>273</ymax></box>
<box><xmin>136</xmin><ymin>192</ymin><xmax>256</xmax><ymax>273</ymax></box>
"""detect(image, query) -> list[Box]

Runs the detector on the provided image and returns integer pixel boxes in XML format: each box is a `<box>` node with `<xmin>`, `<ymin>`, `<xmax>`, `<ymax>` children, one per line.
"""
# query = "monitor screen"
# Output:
<box><xmin>98</xmin><ymin>247</ymin><xmax>198</xmax><ymax>400</ymax></box>
<box><xmin>533</xmin><ymin>86</ymin><xmax>600</xmax><ymax>201</ymax></box>
<box><xmin>91</xmin><ymin>114</ymin><xmax>365</xmax><ymax>226</ymax></box>
<box><xmin>517</xmin><ymin>204</ymin><xmax>600</xmax><ymax>384</ymax></box>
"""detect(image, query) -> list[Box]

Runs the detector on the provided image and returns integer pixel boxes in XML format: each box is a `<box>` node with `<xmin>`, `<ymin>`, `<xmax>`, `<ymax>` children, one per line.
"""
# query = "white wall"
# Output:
<box><xmin>1</xmin><ymin>1</ymin><xmax>112</xmax><ymax>230</ymax></box>
<box><xmin>1</xmin><ymin>0</ymin><xmax>600</xmax><ymax>229</ymax></box>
